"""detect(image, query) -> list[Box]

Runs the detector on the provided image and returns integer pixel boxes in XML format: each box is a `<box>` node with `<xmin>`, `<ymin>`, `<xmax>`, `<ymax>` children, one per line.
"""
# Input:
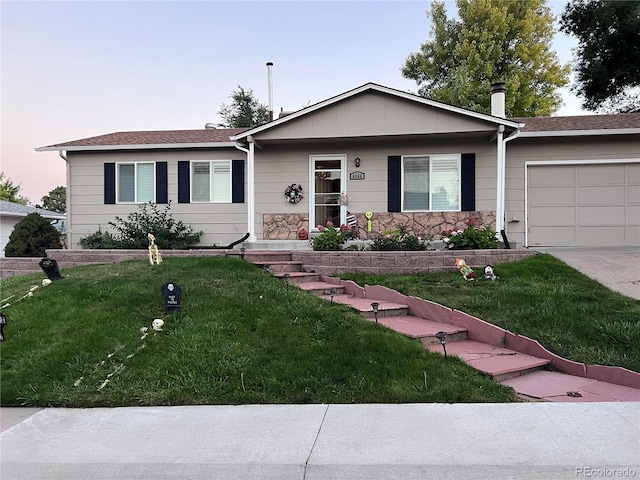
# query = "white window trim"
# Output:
<box><xmin>401</xmin><ymin>154</ymin><xmax>461</xmax><ymax>212</ymax></box>
<box><xmin>116</xmin><ymin>161</ymin><xmax>156</xmax><ymax>204</ymax></box>
<box><xmin>190</xmin><ymin>159</ymin><xmax>233</xmax><ymax>203</ymax></box>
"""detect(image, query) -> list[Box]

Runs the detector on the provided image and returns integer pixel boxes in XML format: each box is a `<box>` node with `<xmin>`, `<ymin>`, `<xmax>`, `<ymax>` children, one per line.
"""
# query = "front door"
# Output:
<box><xmin>310</xmin><ymin>154</ymin><xmax>346</xmax><ymax>229</ymax></box>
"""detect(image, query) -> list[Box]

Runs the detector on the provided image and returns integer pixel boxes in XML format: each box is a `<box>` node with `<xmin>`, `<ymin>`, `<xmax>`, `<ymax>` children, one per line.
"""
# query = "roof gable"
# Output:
<box><xmin>233</xmin><ymin>83</ymin><xmax>521</xmax><ymax>141</ymax></box>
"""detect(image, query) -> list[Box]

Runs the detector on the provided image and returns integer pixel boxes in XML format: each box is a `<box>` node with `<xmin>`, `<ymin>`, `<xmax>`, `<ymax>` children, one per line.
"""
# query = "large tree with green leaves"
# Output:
<box><xmin>560</xmin><ymin>0</ymin><xmax>640</xmax><ymax>113</ymax></box>
<box><xmin>0</xmin><ymin>172</ymin><xmax>29</xmax><ymax>205</ymax></box>
<box><xmin>402</xmin><ymin>0</ymin><xmax>570</xmax><ymax>117</ymax></box>
<box><xmin>217</xmin><ymin>86</ymin><xmax>269</xmax><ymax>128</ymax></box>
<box><xmin>37</xmin><ymin>186</ymin><xmax>66</xmax><ymax>213</ymax></box>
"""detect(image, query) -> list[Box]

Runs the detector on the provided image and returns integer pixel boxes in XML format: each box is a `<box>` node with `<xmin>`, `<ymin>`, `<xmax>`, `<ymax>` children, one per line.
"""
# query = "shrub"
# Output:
<box><xmin>442</xmin><ymin>218</ymin><xmax>499</xmax><ymax>250</ymax></box>
<box><xmin>370</xmin><ymin>226</ymin><xmax>431</xmax><ymax>251</ymax></box>
<box><xmin>79</xmin><ymin>202</ymin><xmax>202</xmax><ymax>249</ymax></box>
<box><xmin>4</xmin><ymin>213</ymin><xmax>62</xmax><ymax>257</ymax></box>
<box><xmin>78</xmin><ymin>228</ymin><xmax>117</xmax><ymax>249</ymax></box>
<box><xmin>310</xmin><ymin>221</ymin><xmax>352</xmax><ymax>251</ymax></box>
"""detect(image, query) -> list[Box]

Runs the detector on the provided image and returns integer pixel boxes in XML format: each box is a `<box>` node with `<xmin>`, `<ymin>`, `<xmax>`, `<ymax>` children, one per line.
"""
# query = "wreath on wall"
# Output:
<box><xmin>284</xmin><ymin>184</ymin><xmax>304</xmax><ymax>204</ymax></box>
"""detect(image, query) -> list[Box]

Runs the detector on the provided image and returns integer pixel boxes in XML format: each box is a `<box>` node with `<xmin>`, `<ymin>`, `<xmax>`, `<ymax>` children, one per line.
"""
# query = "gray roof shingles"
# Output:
<box><xmin>512</xmin><ymin>113</ymin><xmax>640</xmax><ymax>132</ymax></box>
<box><xmin>0</xmin><ymin>200</ymin><xmax>65</xmax><ymax>219</ymax></box>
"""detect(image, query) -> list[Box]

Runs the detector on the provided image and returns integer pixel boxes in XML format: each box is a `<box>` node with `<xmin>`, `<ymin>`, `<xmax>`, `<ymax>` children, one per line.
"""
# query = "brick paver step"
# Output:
<box><xmin>426</xmin><ymin>340</ymin><xmax>551</xmax><ymax>382</ymax></box>
<box><xmin>323</xmin><ymin>294</ymin><xmax>409</xmax><ymax>318</ymax></box>
<box><xmin>252</xmin><ymin>261</ymin><xmax>304</xmax><ymax>273</ymax></box>
<box><xmin>370</xmin><ymin>315</ymin><xmax>467</xmax><ymax>345</ymax></box>
<box><xmin>272</xmin><ymin>271</ymin><xmax>320</xmax><ymax>285</ymax></box>
<box><xmin>297</xmin><ymin>281</ymin><xmax>346</xmax><ymax>296</ymax></box>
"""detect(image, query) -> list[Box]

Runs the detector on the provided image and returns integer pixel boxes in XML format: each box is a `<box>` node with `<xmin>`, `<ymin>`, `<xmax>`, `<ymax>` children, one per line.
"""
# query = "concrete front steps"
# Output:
<box><xmin>242</xmin><ymin>252</ymin><xmax>640</xmax><ymax>402</ymax></box>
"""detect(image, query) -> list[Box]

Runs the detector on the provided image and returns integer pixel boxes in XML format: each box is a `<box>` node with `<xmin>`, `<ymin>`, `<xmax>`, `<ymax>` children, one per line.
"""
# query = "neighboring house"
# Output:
<box><xmin>0</xmin><ymin>200</ymin><xmax>66</xmax><ymax>257</ymax></box>
<box><xmin>36</xmin><ymin>83</ymin><xmax>639</xmax><ymax>249</ymax></box>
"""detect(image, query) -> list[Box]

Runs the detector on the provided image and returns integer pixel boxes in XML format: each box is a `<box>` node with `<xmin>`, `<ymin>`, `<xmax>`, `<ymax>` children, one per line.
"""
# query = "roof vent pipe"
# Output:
<box><xmin>204</xmin><ymin>123</ymin><xmax>217</xmax><ymax>129</ymax></box>
<box><xmin>266</xmin><ymin>62</ymin><xmax>274</xmax><ymax>122</ymax></box>
<box><xmin>490</xmin><ymin>82</ymin><xmax>506</xmax><ymax>118</ymax></box>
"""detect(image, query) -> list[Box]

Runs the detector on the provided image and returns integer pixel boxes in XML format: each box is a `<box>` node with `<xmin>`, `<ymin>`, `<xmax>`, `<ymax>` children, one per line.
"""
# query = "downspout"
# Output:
<box><xmin>59</xmin><ymin>150</ymin><xmax>71</xmax><ymax>249</ymax></box>
<box><xmin>495</xmin><ymin>126</ymin><xmax>505</xmax><ymax>234</ymax></box>
<box><xmin>501</xmin><ymin>128</ymin><xmax>521</xmax><ymax>242</ymax></box>
<box><xmin>234</xmin><ymin>140</ymin><xmax>256</xmax><ymax>242</ymax></box>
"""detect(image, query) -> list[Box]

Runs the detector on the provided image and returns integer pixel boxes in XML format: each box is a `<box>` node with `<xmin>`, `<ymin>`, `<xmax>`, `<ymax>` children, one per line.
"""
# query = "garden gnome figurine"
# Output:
<box><xmin>455</xmin><ymin>258</ymin><xmax>476</xmax><ymax>281</ymax></box>
<box><xmin>148</xmin><ymin>233</ymin><xmax>162</xmax><ymax>265</ymax></box>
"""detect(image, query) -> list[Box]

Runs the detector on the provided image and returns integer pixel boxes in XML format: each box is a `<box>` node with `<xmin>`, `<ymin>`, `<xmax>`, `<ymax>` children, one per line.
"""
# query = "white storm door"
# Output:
<box><xmin>310</xmin><ymin>154</ymin><xmax>346</xmax><ymax>229</ymax></box>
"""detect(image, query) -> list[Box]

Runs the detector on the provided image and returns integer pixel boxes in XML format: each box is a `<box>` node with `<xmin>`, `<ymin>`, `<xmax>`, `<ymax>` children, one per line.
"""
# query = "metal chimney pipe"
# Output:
<box><xmin>490</xmin><ymin>82</ymin><xmax>506</xmax><ymax>118</ymax></box>
<box><xmin>266</xmin><ymin>62</ymin><xmax>274</xmax><ymax>122</ymax></box>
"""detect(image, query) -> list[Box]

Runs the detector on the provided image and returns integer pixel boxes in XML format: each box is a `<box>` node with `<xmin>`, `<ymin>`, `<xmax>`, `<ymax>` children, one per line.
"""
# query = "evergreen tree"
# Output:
<box><xmin>4</xmin><ymin>213</ymin><xmax>61</xmax><ymax>257</ymax></box>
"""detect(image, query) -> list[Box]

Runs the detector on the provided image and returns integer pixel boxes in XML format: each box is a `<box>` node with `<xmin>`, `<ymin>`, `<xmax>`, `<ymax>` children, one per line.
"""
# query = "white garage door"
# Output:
<box><xmin>527</xmin><ymin>162</ymin><xmax>639</xmax><ymax>247</ymax></box>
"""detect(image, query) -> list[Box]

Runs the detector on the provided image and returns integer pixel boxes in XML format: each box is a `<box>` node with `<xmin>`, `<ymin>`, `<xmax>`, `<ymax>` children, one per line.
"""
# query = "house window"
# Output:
<box><xmin>117</xmin><ymin>162</ymin><xmax>155</xmax><ymax>203</ymax></box>
<box><xmin>402</xmin><ymin>154</ymin><xmax>460</xmax><ymax>211</ymax></box>
<box><xmin>191</xmin><ymin>160</ymin><xmax>231</xmax><ymax>202</ymax></box>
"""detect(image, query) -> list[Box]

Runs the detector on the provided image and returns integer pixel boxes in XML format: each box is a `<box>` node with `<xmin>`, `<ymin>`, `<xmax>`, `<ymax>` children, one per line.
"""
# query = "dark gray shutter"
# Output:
<box><xmin>104</xmin><ymin>163</ymin><xmax>116</xmax><ymax>204</ymax></box>
<box><xmin>387</xmin><ymin>156</ymin><xmax>401</xmax><ymax>212</ymax></box>
<box><xmin>178</xmin><ymin>161</ymin><xmax>190</xmax><ymax>203</ymax></box>
<box><xmin>232</xmin><ymin>160</ymin><xmax>245</xmax><ymax>203</ymax></box>
<box><xmin>156</xmin><ymin>162</ymin><xmax>168</xmax><ymax>204</ymax></box>
<box><xmin>461</xmin><ymin>153</ymin><xmax>475</xmax><ymax>211</ymax></box>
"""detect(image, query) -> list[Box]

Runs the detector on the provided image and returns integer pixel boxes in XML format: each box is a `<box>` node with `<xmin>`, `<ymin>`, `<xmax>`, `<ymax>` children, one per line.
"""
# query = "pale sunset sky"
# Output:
<box><xmin>1</xmin><ymin>0</ymin><xmax>587</xmax><ymax>204</ymax></box>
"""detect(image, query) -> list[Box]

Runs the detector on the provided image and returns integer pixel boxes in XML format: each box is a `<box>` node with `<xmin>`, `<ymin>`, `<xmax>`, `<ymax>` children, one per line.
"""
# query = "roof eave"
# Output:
<box><xmin>35</xmin><ymin>142</ymin><xmax>239</xmax><ymax>152</ymax></box>
<box><xmin>519</xmin><ymin>128</ymin><xmax>640</xmax><ymax>138</ymax></box>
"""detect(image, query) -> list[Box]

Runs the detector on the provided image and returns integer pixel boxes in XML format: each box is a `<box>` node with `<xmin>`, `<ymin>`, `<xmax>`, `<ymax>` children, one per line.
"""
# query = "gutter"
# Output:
<box><xmin>233</xmin><ymin>140</ymin><xmax>256</xmax><ymax>242</ymax></box>
<box><xmin>498</xmin><ymin>128</ymin><xmax>520</xmax><ymax>239</ymax></box>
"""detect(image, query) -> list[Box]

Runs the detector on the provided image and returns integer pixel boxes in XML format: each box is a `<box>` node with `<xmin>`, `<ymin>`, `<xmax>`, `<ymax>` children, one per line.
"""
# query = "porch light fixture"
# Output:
<box><xmin>283</xmin><ymin>273</ymin><xmax>290</xmax><ymax>287</ymax></box>
<box><xmin>354</xmin><ymin>157</ymin><xmax>361</xmax><ymax>168</ymax></box>
<box><xmin>371</xmin><ymin>302</ymin><xmax>380</xmax><ymax>323</ymax></box>
<box><xmin>330</xmin><ymin>287</ymin><xmax>336</xmax><ymax>304</ymax></box>
<box><xmin>435</xmin><ymin>331</ymin><xmax>448</xmax><ymax>357</ymax></box>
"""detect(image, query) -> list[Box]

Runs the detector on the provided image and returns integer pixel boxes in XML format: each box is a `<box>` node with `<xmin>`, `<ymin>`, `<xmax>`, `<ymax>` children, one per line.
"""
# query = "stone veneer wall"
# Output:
<box><xmin>262</xmin><ymin>211</ymin><xmax>495</xmax><ymax>240</ymax></box>
<box><xmin>291</xmin><ymin>249</ymin><xmax>536</xmax><ymax>276</ymax></box>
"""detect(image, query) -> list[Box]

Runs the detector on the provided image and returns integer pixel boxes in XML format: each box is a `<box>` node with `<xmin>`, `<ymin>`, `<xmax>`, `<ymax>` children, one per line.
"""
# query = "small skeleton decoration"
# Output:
<box><xmin>152</xmin><ymin>318</ymin><xmax>164</xmax><ymax>331</ymax></box>
<box><xmin>148</xmin><ymin>233</ymin><xmax>162</xmax><ymax>265</ymax></box>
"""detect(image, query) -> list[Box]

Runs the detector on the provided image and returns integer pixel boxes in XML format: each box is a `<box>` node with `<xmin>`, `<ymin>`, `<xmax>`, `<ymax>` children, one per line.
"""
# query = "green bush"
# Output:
<box><xmin>310</xmin><ymin>221</ymin><xmax>352</xmax><ymax>251</ymax></box>
<box><xmin>370</xmin><ymin>226</ymin><xmax>431</xmax><ymax>251</ymax></box>
<box><xmin>442</xmin><ymin>225</ymin><xmax>499</xmax><ymax>250</ymax></box>
<box><xmin>78</xmin><ymin>228</ymin><xmax>117</xmax><ymax>249</ymax></box>
<box><xmin>79</xmin><ymin>202</ymin><xmax>202</xmax><ymax>249</ymax></box>
<box><xmin>4</xmin><ymin>213</ymin><xmax>62</xmax><ymax>257</ymax></box>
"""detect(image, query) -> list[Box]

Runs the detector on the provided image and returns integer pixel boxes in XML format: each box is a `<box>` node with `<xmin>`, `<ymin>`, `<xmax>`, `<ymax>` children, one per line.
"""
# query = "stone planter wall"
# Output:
<box><xmin>291</xmin><ymin>249</ymin><xmax>536</xmax><ymax>276</ymax></box>
<box><xmin>262</xmin><ymin>211</ymin><xmax>496</xmax><ymax>240</ymax></box>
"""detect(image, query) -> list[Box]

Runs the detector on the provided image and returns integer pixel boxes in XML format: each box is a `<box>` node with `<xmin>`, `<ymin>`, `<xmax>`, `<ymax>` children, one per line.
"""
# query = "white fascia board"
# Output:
<box><xmin>525</xmin><ymin>158</ymin><xmax>639</xmax><ymax>167</ymax></box>
<box><xmin>1</xmin><ymin>211</ymin><xmax>66</xmax><ymax>220</ymax></box>
<box><xmin>232</xmin><ymin>83</ymin><xmax>521</xmax><ymax>140</ymax></box>
<box><xmin>519</xmin><ymin>129</ymin><xmax>640</xmax><ymax>138</ymax></box>
<box><xmin>35</xmin><ymin>142</ymin><xmax>238</xmax><ymax>152</ymax></box>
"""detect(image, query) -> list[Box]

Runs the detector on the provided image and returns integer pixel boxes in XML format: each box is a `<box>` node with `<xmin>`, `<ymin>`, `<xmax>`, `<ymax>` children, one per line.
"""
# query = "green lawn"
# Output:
<box><xmin>0</xmin><ymin>257</ymin><xmax>513</xmax><ymax>407</ymax></box>
<box><xmin>342</xmin><ymin>253</ymin><xmax>640</xmax><ymax>373</ymax></box>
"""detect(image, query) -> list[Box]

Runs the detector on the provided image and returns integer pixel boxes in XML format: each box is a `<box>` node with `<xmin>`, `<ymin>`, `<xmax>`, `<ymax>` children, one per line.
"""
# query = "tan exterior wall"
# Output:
<box><xmin>256</xmin><ymin>91</ymin><xmax>497</xmax><ymax>141</ymax></box>
<box><xmin>504</xmin><ymin>135</ymin><xmax>640</xmax><ymax>246</ymax></box>
<box><xmin>67</xmin><ymin>148</ymin><xmax>248</xmax><ymax>248</ymax></box>
<box><xmin>253</xmin><ymin>137</ymin><xmax>498</xmax><ymax>239</ymax></box>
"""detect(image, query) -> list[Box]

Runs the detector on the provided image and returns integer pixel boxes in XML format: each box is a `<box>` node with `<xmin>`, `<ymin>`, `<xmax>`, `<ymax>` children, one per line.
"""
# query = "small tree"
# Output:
<box><xmin>37</xmin><ymin>186</ymin><xmax>66</xmax><ymax>213</ymax></box>
<box><xmin>0</xmin><ymin>172</ymin><xmax>30</xmax><ymax>205</ymax></box>
<box><xmin>4</xmin><ymin>213</ymin><xmax>61</xmax><ymax>257</ymax></box>
<box><xmin>217</xmin><ymin>86</ymin><xmax>269</xmax><ymax>128</ymax></box>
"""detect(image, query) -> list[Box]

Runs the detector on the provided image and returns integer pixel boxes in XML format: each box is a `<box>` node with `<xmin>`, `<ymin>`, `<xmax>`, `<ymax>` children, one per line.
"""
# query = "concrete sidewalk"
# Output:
<box><xmin>2</xmin><ymin>403</ymin><xmax>639</xmax><ymax>479</ymax></box>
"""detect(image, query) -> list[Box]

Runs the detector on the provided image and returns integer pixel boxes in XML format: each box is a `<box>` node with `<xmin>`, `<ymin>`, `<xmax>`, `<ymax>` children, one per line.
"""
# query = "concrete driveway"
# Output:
<box><xmin>534</xmin><ymin>246</ymin><xmax>640</xmax><ymax>300</ymax></box>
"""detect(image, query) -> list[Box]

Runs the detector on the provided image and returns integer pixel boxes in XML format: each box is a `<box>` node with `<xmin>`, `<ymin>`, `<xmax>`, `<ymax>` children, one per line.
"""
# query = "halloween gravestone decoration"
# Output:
<box><xmin>161</xmin><ymin>282</ymin><xmax>182</xmax><ymax>312</ymax></box>
<box><xmin>39</xmin><ymin>258</ymin><xmax>64</xmax><ymax>280</ymax></box>
<box><xmin>0</xmin><ymin>313</ymin><xmax>7</xmax><ymax>341</ymax></box>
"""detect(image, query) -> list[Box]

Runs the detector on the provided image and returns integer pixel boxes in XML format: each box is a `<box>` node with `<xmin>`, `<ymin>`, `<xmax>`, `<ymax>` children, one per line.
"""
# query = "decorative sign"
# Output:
<box><xmin>39</xmin><ymin>258</ymin><xmax>64</xmax><ymax>280</ymax></box>
<box><xmin>161</xmin><ymin>282</ymin><xmax>182</xmax><ymax>312</ymax></box>
<box><xmin>349</xmin><ymin>171</ymin><xmax>365</xmax><ymax>181</ymax></box>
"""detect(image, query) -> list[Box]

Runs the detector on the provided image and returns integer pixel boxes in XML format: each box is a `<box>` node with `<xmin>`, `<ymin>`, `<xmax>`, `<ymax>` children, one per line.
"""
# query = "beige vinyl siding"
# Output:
<box><xmin>257</xmin><ymin>91</ymin><xmax>497</xmax><ymax>141</ymax></box>
<box><xmin>67</xmin><ymin>148</ymin><xmax>247</xmax><ymax>248</ymax></box>
<box><xmin>504</xmin><ymin>135</ymin><xmax>640</xmax><ymax>246</ymax></box>
<box><xmin>252</xmin><ymin>139</ymin><xmax>497</xmax><ymax>238</ymax></box>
